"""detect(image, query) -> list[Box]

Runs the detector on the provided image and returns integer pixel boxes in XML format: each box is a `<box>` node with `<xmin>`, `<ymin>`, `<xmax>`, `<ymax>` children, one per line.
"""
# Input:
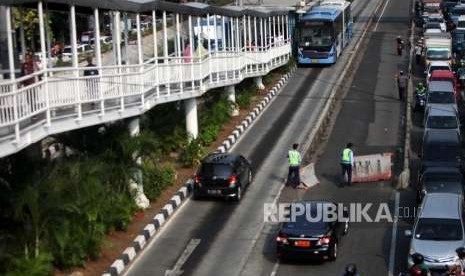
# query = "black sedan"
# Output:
<box><xmin>193</xmin><ymin>153</ymin><xmax>253</xmax><ymax>201</ymax></box>
<box><xmin>276</xmin><ymin>201</ymin><xmax>349</xmax><ymax>261</ymax></box>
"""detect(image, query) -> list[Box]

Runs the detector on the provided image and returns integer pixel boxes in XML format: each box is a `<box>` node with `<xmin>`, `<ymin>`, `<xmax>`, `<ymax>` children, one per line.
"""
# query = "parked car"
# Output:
<box><xmin>425</xmin><ymin>81</ymin><xmax>457</xmax><ymax>121</ymax></box>
<box><xmin>458</xmin><ymin>14</ymin><xmax>465</xmax><ymax>30</ymax></box>
<box><xmin>417</xmin><ymin>167</ymin><xmax>464</xmax><ymax>203</ymax></box>
<box><xmin>424</xmin><ymin>105</ymin><xmax>460</xmax><ymax>132</ymax></box>
<box><xmin>425</xmin><ymin>14</ymin><xmax>447</xmax><ymax>32</ymax></box>
<box><xmin>193</xmin><ymin>153</ymin><xmax>252</xmax><ymax>201</ymax></box>
<box><xmin>424</xmin><ymin>22</ymin><xmax>444</xmax><ymax>33</ymax></box>
<box><xmin>452</xmin><ymin>29</ymin><xmax>465</xmax><ymax>53</ymax></box>
<box><xmin>425</xmin><ymin>61</ymin><xmax>452</xmax><ymax>81</ymax></box>
<box><xmin>276</xmin><ymin>201</ymin><xmax>349</xmax><ymax>261</ymax></box>
<box><xmin>429</xmin><ymin>70</ymin><xmax>458</xmax><ymax>99</ymax></box>
<box><xmin>405</xmin><ymin>193</ymin><xmax>465</xmax><ymax>270</ymax></box>
<box><xmin>420</xmin><ymin>128</ymin><xmax>462</xmax><ymax>173</ymax></box>
<box><xmin>62</xmin><ymin>44</ymin><xmax>93</xmax><ymax>61</ymax></box>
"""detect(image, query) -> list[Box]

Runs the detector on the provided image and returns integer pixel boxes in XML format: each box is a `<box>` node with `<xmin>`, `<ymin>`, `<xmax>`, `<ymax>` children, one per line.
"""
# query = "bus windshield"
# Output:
<box><xmin>298</xmin><ymin>21</ymin><xmax>334</xmax><ymax>50</ymax></box>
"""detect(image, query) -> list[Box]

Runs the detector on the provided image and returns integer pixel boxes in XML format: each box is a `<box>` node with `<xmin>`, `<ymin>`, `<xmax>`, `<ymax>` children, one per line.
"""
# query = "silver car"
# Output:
<box><xmin>425</xmin><ymin>81</ymin><xmax>457</xmax><ymax>126</ymax></box>
<box><xmin>406</xmin><ymin>193</ymin><xmax>465</xmax><ymax>270</ymax></box>
<box><xmin>424</xmin><ymin>104</ymin><xmax>461</xmax><ymax>133</ymax></box>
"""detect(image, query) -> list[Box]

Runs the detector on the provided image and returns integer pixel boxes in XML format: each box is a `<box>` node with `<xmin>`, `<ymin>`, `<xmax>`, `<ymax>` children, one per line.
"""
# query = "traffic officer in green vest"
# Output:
<box><xmin>287</xmin><ymin>143</ymin><xmax>302</xmax><ymax>187</ymax></box>
<box><xmin>340</xmin><ymin>143</ymin><xmax>354</xmax><ymax>187</ymax></box>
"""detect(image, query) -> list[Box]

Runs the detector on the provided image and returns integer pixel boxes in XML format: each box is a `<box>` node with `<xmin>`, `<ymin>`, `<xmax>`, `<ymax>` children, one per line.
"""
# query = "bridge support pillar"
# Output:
<box><xmin>226</xmin><ymin>85</ymin><xmax>239</xmax><ymax>116</ymax></box>
<box><xmin>255</xmin><ymin>76</ymin><xmax>265</xmax><ymax>90</ymax></box>
<box><xmin>185</xmin><ymin>98</ymin><xmax>198</xmax><ymax>140</ymax></box>
<box><xmin>128</xmin><ymin>117</ymin><xmax>150</xmax><ymax>209</ymax></box>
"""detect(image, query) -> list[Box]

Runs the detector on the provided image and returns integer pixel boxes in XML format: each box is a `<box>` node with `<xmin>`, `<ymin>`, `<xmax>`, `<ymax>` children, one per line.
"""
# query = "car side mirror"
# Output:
<box><xmin>404</xmin><ymin>230</ymin><xmax>412</xmax><ymax>237</ymax></box>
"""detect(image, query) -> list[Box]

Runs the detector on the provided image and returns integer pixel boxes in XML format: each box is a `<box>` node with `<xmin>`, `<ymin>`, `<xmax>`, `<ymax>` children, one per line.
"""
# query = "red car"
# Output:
<box><xmin>429</xmin><ymin>70</ymin><xmax>459</xmax><ymax>99</ymax></box>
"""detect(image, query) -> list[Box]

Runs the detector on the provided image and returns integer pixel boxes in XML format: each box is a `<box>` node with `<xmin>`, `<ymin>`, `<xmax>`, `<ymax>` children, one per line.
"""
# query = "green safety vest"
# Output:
<box><xmin>341</xmin><ymin>148</ymin><xmax>352</xmax><ymax>164</ymax></box>
<box><xmin>288</xmin><ymin>150</ymin><xmax>301</xmax><ymax>166</ymax></box>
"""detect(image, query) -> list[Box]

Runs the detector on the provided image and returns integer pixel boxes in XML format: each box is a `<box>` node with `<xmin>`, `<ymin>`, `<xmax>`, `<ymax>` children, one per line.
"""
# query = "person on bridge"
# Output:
<box><xmin>287</xmin><ymin>143</ymin><xmax>302</xmax><ymax>188</ymax></box>
<box><xmin>448</xmin><ymin>247</ymin><xmax>465</xmax><ymax>276</ymax></box>
<box><xmin>343</xmin><ymin>263</ymin><xmax>361</xmax><ymax>276</ymax></box>
<box><xmin>396</xmin><ymin>70</ymin><xmax>408</xmax><ymax>101</ymax></box>
<box><xmin>340</xmin><ymin>143</ymin><xmax>354</xmax><ymax>187</ymax></box>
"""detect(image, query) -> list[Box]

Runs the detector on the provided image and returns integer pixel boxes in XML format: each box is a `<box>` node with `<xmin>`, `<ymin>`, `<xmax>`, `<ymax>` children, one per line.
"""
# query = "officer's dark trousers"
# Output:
<box><xmin>341</xmin><ymin>163</ymin><xmax>352</xmax><ymax>186</ymax></box>
<box><xmin>287</xmin><ymin>165</ymin><xmax>300</xmax><ymax>187</ymax></box>
<box><xmin>398</xmin><ymin>86</ymin><xmax>405</xmax><ymax>101</ymax></box>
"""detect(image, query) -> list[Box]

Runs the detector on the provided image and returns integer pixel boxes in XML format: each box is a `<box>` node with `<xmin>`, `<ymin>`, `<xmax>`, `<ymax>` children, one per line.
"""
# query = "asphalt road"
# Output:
<box><xmin>241</xmin><ymin>0</ymin><xmax>413</xmax><ymax>275</ymax></box>
<box><xmin>122</xmin><ymin>0</ymin><xmax>413</xmax><ymax>275</ymax></box>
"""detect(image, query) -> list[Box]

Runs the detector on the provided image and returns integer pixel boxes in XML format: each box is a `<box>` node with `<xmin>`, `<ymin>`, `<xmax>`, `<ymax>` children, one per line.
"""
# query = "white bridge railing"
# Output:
<box><xmin>0</xmin><ymin>42</ymin><xmax>291</xmax><ymax>158</ymax></box>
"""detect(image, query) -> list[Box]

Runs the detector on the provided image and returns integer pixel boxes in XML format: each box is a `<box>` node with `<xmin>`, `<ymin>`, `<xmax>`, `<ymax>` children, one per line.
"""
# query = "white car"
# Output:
<box><xmin>425</xmin><ymin>60</ymin><xmax>452</xmax><ymax>81</ymax></box>
<box><xmin>62</xmin><ymin>44</ymin><xmax>93</xmax><ymax>61</ymax></box>
<box><xmin>425</xmin><ymin>14</ymin><xmax>447</xmax><ymax>32</ymax></box>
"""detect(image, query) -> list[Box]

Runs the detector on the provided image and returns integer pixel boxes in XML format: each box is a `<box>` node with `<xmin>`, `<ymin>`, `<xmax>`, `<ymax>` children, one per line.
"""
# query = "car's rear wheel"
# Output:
<box><xmin>233</xmin><ymin>186</ymin><xmax>242</xmax><ymax>202</ymax></box>
<box><xmin>329</xmin><ymin>241</ymin><xmax>338</xmax><ymax>261</ymax></box>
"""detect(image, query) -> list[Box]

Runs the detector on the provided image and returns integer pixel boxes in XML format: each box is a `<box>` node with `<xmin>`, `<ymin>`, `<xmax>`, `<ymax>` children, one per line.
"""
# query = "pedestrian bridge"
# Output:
<box><xmin>0</xmin><ymin>0</ymin><xmax>291</xmax><ymax>158</ymax></box>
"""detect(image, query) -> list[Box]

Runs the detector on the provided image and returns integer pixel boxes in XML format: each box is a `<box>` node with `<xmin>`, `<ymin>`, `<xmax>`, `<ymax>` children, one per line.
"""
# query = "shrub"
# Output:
<box><xmin>142</xmin><ymin>162</ymin><xmax>175</xmax><ymax>200</ymax></box>
<box><xmin>181</xmin><ymin>138</ymin><xmax>204</xmax><ymax>167</ymax></box>
<box><xmin>282</xmin><ymin>57</ymin><xmax>297</xmax><ymax>73</ymax></box>
<box><xmin>263</xmin><ymin>73</ymin><xmax>274</xmax><ymax>86</ymax></box>
<box><xmin>101</xmin><ymin>192</ymin><xmax>137</xmax><ymax>232</ymax></box>
<box><xmin>6</xmin><ymin>252</ymin><xmax>54</xmax><ymax>276</ymax></box>
<box><xmin>199</xmin><ymin>124</ymin><xmax>220</xmax><ymax>145</ymax></box>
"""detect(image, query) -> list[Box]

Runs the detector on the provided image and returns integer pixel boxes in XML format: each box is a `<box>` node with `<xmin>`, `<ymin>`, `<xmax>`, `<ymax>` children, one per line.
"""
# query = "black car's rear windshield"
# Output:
<box><xmin>285</xmin><ymin>213</ymin><xmax>328</xmax><ymax>230</ymax></box>
<box><xmin>424</xmin><ymin>144</ymin><xmax>460</xmax><ymax>161</ymax></box>
<box><xmin>415</xmin><ymin>218</ymin><xmax>463</xmax><ymax>240</ymax></box>
<box><xmin>427</xmin><ymin>115</ymin><xmax>458</xmax><ymax>129</ymax></box>
<box><xmin>200</xmin><ymin>164</ymin><xmax>232</xmax><ymax>178</ymax></box>
<box><xmin>428</xmin><ymin>92</ymin><xmax>455</xmax><ymax>103</ymax></box>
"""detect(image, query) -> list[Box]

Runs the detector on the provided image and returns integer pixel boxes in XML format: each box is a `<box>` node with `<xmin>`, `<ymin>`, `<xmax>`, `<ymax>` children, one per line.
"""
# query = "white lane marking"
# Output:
<box><xmin>388</xmin><ymin>191</ymin><xmax>400</xmax><ymax>276</ymax></box>
<box><xmin>122</xmin><ymin>198</ymin><xmax>193</xmax><ymax>276</ymax></box>
<box><xmin>373</xmin><ymin>0</ymin><xmax>391</xmax><ymax>32</ymax></box>
<box><xmin>236</xmin><ymin>181</ymin><xmax>286</xmax><ymax>276</ymax></box>
<box><xmin>270</xmin><ymin>261</ymin><xmax>280</xmax><ymax>276</ymax></box>
<box><xmin>164</xmin><ymin>239</ymin><xmax>201</xmax><ymax>276</ymax></box>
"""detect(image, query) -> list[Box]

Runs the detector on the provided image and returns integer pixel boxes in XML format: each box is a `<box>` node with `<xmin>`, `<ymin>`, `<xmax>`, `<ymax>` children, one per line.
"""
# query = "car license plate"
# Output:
<box><xmin>207</xmin><ymin>190</ymin><xmax>221</xmax><ymax>195</ymax></box>
<box><xmin>311</xmin><ymin>59</ymin><xmax>318</xmax><ymax>64</ymax></box>
<box><xmin>294</xmin><ymin>240</ymin><xmax>311</xmax><ymax>247</ymax></box>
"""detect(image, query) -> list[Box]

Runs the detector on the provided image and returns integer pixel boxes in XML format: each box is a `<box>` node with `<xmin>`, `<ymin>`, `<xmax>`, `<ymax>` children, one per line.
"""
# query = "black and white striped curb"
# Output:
<box><xmin>102</xmin><ymin>182</ymin><xmax>192</xmax><ymax>276</ymax></box>
<box><xmin>102</xmin><ymin>67</ymin><xmax>296</xmax><ymax>276</ymax></box>
<box><xmin>216</xmin><ymin>67</ymin><xmax>296</xmax><ymax>153</ymax></box>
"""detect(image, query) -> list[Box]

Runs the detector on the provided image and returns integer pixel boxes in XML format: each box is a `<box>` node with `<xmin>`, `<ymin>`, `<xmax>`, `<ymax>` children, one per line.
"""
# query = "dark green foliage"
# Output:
<box><xmin>235</xmin><ymin>79</ymin><xmax>257</xmax><ymax>108</ymax></box>
<box><xmin>142</xmin><ymin>161</ymin><xmax>175</xmax><ymax>200</ymax></box>
<box><xmin>6</xmin><ymin>251</ymin><xmax>54</xmax><ymax>276</ymax></box>
<box><xmin>263</xmin><ymin>74</ymin><xmax>274</xmax><ymax>86</ymax></box>
<box><xmin>281</xmin><ymin>57</ymin><xmax>297</xmax><ymax>74</ymax></box>
<box><xmin>198</xmin><ymin>124</ymin><xmax>221</xmax><ymax>145</ymax></box>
